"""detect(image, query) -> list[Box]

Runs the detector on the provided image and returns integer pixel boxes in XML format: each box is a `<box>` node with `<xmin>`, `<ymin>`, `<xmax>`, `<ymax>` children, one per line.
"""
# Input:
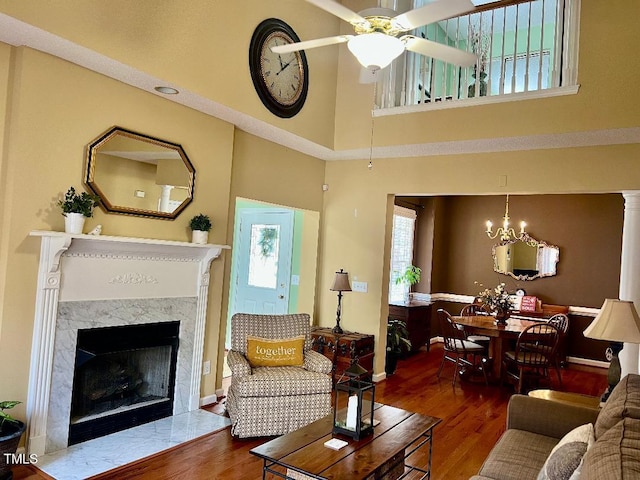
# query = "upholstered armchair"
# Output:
<box><xmin>226</xmin><ymin>313</ymin><xmax>333</xmax><ymax>438</ymax></box>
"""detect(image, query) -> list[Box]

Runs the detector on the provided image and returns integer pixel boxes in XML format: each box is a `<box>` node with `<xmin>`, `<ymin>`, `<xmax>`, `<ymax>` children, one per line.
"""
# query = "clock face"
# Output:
<box><xmin>250</xmin><ymin>19</ymin><xmax>309</xmax><ymax>118</ymax></box>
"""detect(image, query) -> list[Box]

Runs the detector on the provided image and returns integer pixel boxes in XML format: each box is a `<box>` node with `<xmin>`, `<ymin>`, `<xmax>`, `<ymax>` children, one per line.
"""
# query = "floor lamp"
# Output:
<box><xmin>330</xmin><ymin>269</ymin><xmax>352</xmax><ymax>334</ymax></box>
<box><xmin>583</xmin><ymin>299</ymin><xmax>640</xmax><ymax>403</ymax></box>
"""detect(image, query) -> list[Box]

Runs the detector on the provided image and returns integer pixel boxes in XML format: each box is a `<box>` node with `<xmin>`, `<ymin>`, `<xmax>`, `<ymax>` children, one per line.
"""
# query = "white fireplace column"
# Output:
<box><xmin>619</xmin><ymin>191</ymin><xmax>640</xmax><ymax>378</ymax></box>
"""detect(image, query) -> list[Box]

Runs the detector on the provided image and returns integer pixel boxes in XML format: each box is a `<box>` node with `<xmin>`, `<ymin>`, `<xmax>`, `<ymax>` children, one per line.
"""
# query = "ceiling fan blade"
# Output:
<box><xmin>394</xmin><ymin>0</ymin><xmax>474</xmax><ymax>31</ymax></box>
<box><xmin>271</xmin><ymin>35</ymin><xmax>353</xmax><ymax>54</ymax></box>
<box><xmin>403</xmin><ymin>36</ymin><xmax>477</xmax><ymax>67</ymax></box>
<box><xmin>305</xmin><ymin>0</ymin><xmax>369</xmax><ymax>27</ymax></box>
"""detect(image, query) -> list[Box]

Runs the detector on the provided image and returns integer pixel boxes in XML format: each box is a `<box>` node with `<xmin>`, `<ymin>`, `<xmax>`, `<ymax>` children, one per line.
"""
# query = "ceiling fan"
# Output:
<box><xmin>272</xmin><ymin>0</ymin><xmax>478</xmax><ymax>71</ymax></box>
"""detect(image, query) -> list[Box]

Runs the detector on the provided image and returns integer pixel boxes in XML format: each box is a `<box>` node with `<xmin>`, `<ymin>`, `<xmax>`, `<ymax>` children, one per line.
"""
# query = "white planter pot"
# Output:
<box><xmin>64</xmin><ymin>213</ymin><xmax>86</xmax><ymax>234</ymax></box>
<box><xmin>191</xmin><ymin>230</ymin><xmax>209</xmax><ymax>244</ymax></box>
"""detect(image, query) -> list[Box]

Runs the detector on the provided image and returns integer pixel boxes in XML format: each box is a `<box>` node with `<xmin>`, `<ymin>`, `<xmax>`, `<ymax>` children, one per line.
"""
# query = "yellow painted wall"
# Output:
<box><xmin>321</xmin><ymin>145</ymin><xmax>640</xmax><ymax>374</ymax></box>
<box><xmin>0</xmin><ymin>46</ymin><xmax>234</xmax><ymax>417</ymax></box>
<box><xmin>0</xmin><ymin>0</ymin><xmax>341</xmax><ymax>148</ymax></box>
<box><xmin>220</xmin><ymin>130</ymin><xmax>326</xmax><ymax>383</ymax></box>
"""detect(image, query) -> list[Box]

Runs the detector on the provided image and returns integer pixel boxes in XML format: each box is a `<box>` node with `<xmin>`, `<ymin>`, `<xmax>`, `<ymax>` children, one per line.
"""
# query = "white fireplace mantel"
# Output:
<box><xmin>26</xmin><ymin>230</ymin><xmax>230</xmax><ymax>456</ymax></box>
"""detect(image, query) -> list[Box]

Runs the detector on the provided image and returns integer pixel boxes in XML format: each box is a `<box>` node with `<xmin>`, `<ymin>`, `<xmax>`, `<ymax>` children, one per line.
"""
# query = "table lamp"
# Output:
<box><xmin>583</xmin><ymin>299</ymin><xmax>640</xmax><ymax>402</ymax></box>
<box><xmin>330</xmin><ymin>269</ymin><xmax>352</xmax><ymax>334</ymax></box>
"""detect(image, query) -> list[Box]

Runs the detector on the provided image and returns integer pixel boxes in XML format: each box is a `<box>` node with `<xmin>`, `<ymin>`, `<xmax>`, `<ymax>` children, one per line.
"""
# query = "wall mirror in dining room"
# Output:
<box><xmin>492</xmin><ymin>237</ymin><xmax>559</xmax><ymax>280</ymax></box>
<box><xmin>84</xmin><ymin>127</ymin><xmax>195</xmax><ymax>219</ymax></box>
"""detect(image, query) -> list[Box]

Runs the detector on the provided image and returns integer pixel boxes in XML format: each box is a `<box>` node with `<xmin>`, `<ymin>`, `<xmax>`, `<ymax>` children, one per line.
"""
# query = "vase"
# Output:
<box><xmin>191</xmin><ymin>230</ymin><xmax>209</xmax><ymax>244</ymax></box>
<box><xmin>494</xmin><ymin>307</ymin><xmax>510</xmax><ymax>326</ymax></box>
<box><xmin>0</xmin><ymin>420</ymin><xmax>26</xmax><ymax>479</ymax></box>
<box><xmin>64</xmin><ymin>212</ymin><xmax>86</xmax><ymax>234</ymax></box>
<box><xmin>468</xmin><ymin>71</ymin><xmax>488</xmax><ymax>98</ymax></box>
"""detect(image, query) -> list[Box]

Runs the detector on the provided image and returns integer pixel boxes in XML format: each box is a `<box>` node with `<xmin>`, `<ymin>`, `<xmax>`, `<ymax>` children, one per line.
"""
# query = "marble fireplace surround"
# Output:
<box><xmin>27</xmin><ymin>231</ymin><xmax>229</xmax><ymax>456</ymax></box>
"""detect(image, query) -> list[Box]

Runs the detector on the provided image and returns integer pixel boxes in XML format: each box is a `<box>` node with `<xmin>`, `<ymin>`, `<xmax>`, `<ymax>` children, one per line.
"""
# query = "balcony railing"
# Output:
<box><xmin>377</xmin><ymin>0</ymin><xmax>580</xmax><ymax>110</ymax></box>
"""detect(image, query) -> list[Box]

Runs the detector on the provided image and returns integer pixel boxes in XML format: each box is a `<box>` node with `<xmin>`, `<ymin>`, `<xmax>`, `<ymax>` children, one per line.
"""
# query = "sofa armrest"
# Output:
<box><xmin>227</xmin><ymin>349</ymin><xmax>252</xmax><ymax>378</ymax></box>
<box><xmin>304</xmin><ymin>350</ymin><xmax>333</xmax><ymax>374</ymax></box>
<box><xmin>507</xmin><ymin>394</ymin><xmax>600</xmax><ymax>439</ymax></box>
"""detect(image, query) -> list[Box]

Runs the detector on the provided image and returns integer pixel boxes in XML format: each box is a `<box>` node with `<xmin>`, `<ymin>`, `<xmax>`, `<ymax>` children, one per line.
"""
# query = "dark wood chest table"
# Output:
<box><xmin>250</xmin><ymin>404</ymin><xmax>441</xmax><ymax>480</ymax></box>
<box><xmin>388</xmin><ymin>301</ymin><xmax>432</xmax><ymax>352</ymax></box>
<box><xmin>311</xmin><ymin>327</ymin><xmax>375</xmax><ymax>383</ymax></box>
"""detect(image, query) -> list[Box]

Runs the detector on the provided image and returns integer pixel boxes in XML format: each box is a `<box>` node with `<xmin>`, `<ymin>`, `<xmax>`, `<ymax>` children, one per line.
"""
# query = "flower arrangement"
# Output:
<box><xmin>476</xmin><ymin>282</ymin><xmax>513</xmax><ymax>313</ymax></box>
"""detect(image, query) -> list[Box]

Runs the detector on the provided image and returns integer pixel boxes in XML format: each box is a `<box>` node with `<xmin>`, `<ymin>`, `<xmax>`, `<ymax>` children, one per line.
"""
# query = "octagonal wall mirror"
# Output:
<box><xmin>85</xmin><ymin>127</ymin><xmax>195</xmax><ymax>219</ymax></box>
<box><xmin>492</xmin><ymin>236</ymin><xmax>559</xmax><ymax>281</ymax></box>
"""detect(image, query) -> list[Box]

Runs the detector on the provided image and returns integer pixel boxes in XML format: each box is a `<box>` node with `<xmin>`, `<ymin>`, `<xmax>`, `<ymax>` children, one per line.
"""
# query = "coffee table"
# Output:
<box><xmin>250</xmin><ymin>404</ymin><xmax>441</xmax><ymax>480</ymax></box>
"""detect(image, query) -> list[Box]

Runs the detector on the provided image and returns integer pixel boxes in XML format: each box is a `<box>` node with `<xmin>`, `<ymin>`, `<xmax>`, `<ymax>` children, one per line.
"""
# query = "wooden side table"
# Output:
<box><xmin>310</xmin><ymin>327</ymin><xmax>375</xmax><ymax>384</ymax></box>
<box><xmin>528</xmin><ymin>389</ymin><xmax>601</xmax><ymax>409</ymax></box>
<box><xmin>388</xmin><ymin>301</ymin><xmax>432</xmax><ymax>352</ymax></box>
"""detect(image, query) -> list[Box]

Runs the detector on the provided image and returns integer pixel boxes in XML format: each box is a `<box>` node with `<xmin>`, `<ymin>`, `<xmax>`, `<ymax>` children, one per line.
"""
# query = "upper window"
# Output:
<box><xmin>379</xmin><ymin>0</ymin><xmax>580</xmax><ymax>109</ymax></box>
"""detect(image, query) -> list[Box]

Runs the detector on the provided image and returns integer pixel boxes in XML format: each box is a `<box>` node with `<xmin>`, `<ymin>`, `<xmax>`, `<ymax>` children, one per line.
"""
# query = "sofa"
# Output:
<box><xmin>472</xmin><ymin>373</ymin><xmax>640</xmax><ymax>480</ymax></box>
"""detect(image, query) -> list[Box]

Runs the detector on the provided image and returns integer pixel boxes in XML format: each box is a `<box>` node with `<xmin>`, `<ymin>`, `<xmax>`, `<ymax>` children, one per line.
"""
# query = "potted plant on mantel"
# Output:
<box><xmin>385</xmin><ymin>319</ymin><xmax>412</xmax><ymax>375</ymax></box>
<box><xmin>395</xmin><ymin>265</ymin><xmax>422</xmax><ymax>302</ymax></box>
<box><xmin>0</xmin><ymin>401</ymin><xmax>26</xmax><ymax>480</ymax></box>
<box><xmin>57</xmin><ymin>186</ymin><xmax>99</xmax><ymax>234</ymax></box>
<box><xmin>189</xmin><ymin>214</ymin><xmax>212</xmax><ymax>244</ymax></box>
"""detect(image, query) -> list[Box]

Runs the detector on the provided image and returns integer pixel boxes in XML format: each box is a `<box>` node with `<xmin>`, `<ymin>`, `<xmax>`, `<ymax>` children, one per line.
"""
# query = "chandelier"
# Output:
<box><xmin>485</xmin><ymin>195</ymin><xmax>536</xmax><ymax>245</ymax></box>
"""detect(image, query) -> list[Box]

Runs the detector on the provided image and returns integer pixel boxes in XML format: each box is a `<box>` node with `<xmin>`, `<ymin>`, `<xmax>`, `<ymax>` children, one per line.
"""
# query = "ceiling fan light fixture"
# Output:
<box><xmin>348</xmin><ymin>33</ymin><xmax>404</xmax><ymax>71</ymax></box>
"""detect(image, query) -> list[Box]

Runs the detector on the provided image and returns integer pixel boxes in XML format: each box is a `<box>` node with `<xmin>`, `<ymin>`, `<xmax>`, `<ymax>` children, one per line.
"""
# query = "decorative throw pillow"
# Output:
<box><xmin>537</xmin><ymin>423</ymin><xmax>595</xmax><ymax>480</ymax></box>
<box><xmin>246</xmin><ymin>335</ymin><xmax>305</xmax><ymax>367</ymax></box>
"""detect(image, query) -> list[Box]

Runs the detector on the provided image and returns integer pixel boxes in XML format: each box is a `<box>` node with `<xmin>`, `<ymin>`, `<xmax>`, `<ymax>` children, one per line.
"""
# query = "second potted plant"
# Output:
<box><xmin>395</xmin><ymin>265</ymin><xmax>422</xmax><ymax>302</ymax></box>
<box><xmin>0</xmin><ymin>401</ymin><xmax>26</xmax><ymax>480</ymax></box>
<box><xmin>385</xmin><ymin>319</ymin><xmax>412</xmax><ymax>375</ymax></box>
<box><xmin>189</xmin><ymin>214</ymin><xmax>212</xmax><ymax>244</ymax></box>
<box><xmin>57</xmin><ymin>186</ymin><xmax>99</xmax><ymax>234</ymax></box>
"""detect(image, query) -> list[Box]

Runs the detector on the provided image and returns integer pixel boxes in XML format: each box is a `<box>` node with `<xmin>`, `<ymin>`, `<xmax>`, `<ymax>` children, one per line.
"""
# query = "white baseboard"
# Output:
<box><xmin>200</xmin><ymin>394</ymin><xmax>218</xmax><ymax>407</ymax></box>
<box><xmin>372</xmin><ymin>372</ymin><xmax>386</xmax><ymax>382</ymax></box>
<box><xmin>566</xmin><ymin>356</ymin><xmax>609</xmax><ymax>369</ymax></box>
<box><xmin>215</xmin><ymin>388</ymin><xmax>225</xmax><ymax>398</ymax></box>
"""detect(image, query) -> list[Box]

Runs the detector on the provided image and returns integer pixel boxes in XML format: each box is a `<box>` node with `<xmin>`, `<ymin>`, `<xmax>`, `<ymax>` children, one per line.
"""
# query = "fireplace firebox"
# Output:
<box><xmin>69</xmin><ymin>322</ymin><xmax>180</xmax><ymax>445</ymax></box>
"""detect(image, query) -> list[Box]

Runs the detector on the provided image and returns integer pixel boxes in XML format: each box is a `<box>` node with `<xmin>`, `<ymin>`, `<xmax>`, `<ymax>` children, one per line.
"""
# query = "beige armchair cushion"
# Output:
<box><xmin>595</xmin><ymin>374</ymin><xmax>640</xmax><ymax>439</ymax></box>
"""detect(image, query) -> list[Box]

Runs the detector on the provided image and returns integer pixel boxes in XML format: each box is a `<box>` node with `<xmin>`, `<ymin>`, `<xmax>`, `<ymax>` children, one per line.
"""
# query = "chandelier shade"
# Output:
<box><xmin>347</xmin><ymin>33</ymin><xmax>405</xmax><ymax>70</ymax></box>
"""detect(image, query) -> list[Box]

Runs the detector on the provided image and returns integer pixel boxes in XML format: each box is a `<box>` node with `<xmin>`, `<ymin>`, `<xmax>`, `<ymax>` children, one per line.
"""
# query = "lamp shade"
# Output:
<box><xmin>330</xmin><ymin>269</ymin><xmax>352</xmax><ymax>292</ymax></box>
<box><xmin>584</xmin><ymin>299</ymin><xmax>640</xmax><ymax>343</ymax></box>
<box><xmin>347</xmin><ymin>33</ymin><xmax>405</xmax><ymax>70</ymax></box>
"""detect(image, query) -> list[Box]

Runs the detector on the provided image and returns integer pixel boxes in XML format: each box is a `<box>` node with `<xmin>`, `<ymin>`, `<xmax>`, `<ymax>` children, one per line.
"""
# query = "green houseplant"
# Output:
<box><xmin>189</xmin><ymin>214</ymin><xmax>212</xmax><ymax>244</ymax></box>
<box><xmin>0</xmin><ymin>401</ymin><xmax>26</xmax><ymax>479</ymax></box>
<box><xmin>385</xmin><ymin>319</ymin><xmax>412</xmax><ymax>375</ymax></box>
<box><xmin>395</xmin><ymin>265</ymin><xmax>422</xmax><ymax>301</ymax></box>
<box><xmin>57</xmin><ymin>186</ymin><xmax>99</xmax><ymax>234</ymax></box>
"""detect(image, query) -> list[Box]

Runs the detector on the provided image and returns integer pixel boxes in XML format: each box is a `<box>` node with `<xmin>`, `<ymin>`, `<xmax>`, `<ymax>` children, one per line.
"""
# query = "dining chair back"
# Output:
<box><xmin>437</xmin><ymin>309</ymin><xmax>488</xmax><ymax>386</ymax></box>
<box><xmin>502</xmin><ymin>323</ymin><xmax>560</xmax><ymax>393</ymax></box>
<box><xmin>459</xmin><ymin>304</ymin><xmax>492</xmax><ymax>345</ymax></box>
<box><xmin>547</xmin><ymin>313</ymin><xmax>569</xmax><ymax>383</ymax></box>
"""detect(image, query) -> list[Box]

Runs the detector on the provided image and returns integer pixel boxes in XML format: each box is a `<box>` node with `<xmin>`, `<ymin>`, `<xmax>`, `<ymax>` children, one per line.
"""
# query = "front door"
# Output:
<box><xmin>232</xmin><ymin>209</ymin><xmax>294</xmax><ymax>315</ymax></box>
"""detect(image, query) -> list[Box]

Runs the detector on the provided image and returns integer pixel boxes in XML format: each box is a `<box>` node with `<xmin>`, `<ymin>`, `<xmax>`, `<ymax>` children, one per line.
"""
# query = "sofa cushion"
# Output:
<box><xmin>536</xmin><ymin>423</ymin><xmax>594</xmax><ymax>480</ymax></box>
<box><xmin>234</xmin><ymin>365</ymin><xmax>332</xmax><ymax>397</ymax></box>
<box><xmin>246</xmin><ymin>335</ymin><xmax>305</xmax><ymax>367</ymax></box>
<box><xmin>477</xmin><ymin>429</ymin><xmax>558</xmax><ymax>480</ymax></box>
<box><xmin>595</xmin><ymin>374</ymin><xmax>640</xmax><ymax>439</ymax></box>
<box><xmin>580</xmin><ymin>417</ymin><xmax>640</xmax><ymax>480</ymax></box>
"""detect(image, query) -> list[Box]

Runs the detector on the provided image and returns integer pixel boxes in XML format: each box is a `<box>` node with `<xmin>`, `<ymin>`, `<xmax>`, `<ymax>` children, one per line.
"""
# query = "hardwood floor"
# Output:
<box><xmin>14</xmin><ymin>344</ymin><xmax>607</xmax><ymax>480</ymax></box>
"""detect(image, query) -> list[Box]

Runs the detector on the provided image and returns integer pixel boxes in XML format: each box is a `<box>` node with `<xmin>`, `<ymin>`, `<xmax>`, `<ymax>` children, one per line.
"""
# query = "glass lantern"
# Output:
<box><xmin>332</xmin><ymin>362</ymin><xmax>375</xmax><ymax>440</ymax></box>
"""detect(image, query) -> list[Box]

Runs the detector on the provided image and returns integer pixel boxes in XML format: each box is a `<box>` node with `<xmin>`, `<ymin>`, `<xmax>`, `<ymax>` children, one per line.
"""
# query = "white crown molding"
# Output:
<box><xmin>1</xmin><ymin>13</ymin><xmax>637</xmax><ymax>162</ymax></box>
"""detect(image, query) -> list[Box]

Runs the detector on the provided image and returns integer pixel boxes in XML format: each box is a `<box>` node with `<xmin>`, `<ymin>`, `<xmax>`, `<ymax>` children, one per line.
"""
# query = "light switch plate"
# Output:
<box><xmin>352</xmin><ymin>281</ymin><xmax>368</xmax><ymax>293</ymax></box>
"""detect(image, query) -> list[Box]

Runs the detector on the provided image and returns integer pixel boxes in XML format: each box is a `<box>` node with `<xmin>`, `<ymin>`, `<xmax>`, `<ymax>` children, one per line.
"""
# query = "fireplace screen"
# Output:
<box><xmin>69</xmin><ymin>322</ymin><xmax>179</xmax><ymax>445</ymax></box>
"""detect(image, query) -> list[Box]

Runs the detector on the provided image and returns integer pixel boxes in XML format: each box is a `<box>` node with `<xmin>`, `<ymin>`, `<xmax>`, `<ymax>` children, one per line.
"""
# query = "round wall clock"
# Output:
<box><xmin>249</xmin><ymin>18</ymin><xmax>309</xmax><ymax>118</ymax></box>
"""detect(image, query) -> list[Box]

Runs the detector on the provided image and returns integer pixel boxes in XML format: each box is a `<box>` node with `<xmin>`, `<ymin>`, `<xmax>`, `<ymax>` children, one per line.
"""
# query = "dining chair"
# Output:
<box><xmin>547</xmin><ymin>313</ymin><xmax>569</xmax><ymax>383</ymax></box>
<box><xmin>459</xmin><ymin>303</ymin><xmax>492</xmax><ymax>346</ymax></box>
<box><xmin>437</xmin><ymin>309</ymin><xmax>489</xmax><ymax>386</ymax></box>
<box><xmin>501</xmin><ymin>323</ymin><xmax>560</xmax><ymax>394</ymax></box>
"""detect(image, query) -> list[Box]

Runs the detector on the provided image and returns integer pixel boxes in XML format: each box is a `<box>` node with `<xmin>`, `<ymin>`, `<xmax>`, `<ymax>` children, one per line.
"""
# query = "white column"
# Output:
<box><xmin>159</xmin><ymin>185</ymin><xmax>174</xmax><ymax>213</ymax></box>
<box><xmin>619</xmin><ymin>192</ymin><xmax>640</xmax><ymax>378</ymax></box>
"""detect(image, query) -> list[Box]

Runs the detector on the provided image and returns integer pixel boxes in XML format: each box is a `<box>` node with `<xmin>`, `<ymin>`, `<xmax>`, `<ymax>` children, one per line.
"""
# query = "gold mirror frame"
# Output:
<box><xmin>85</xmin><ymin>127</ymin><xmax>195</xmax><ymax>219</ymax></box>
<box><xmin>492</xmin><ymin>236</ymin><xmax>560</xmax><ymax>281</ymax></box>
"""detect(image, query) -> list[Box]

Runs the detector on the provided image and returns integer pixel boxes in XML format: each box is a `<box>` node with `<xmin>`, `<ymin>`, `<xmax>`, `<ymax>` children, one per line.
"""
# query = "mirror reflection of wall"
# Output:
<box><xmin>85</xmin><ymin>127</ymin><xmax>195</xmax><ymax>219</ymax></box>
<box><xmin>493</xmin><ymin>238</ymin><xmax>559</xmax><ymax>280</ymax></box>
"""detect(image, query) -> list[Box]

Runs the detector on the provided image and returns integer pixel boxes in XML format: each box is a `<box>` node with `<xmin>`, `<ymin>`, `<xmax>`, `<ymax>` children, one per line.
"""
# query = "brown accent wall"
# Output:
<box><xmin>398</xmin><ymin>194</ymin><xmax>624</xmax><ymax>361</ymax></box>
<box><xmin>421</xmin><ymin>194</ymin><xmax>624</xmax><ymax>307</ymax></box>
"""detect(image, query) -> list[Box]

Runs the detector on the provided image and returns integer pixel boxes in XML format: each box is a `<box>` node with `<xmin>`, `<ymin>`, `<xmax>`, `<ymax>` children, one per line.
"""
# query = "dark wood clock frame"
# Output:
<box><xmin>249</xmin><ymin>18</ymin><xmax>309</xmax><ymax>118</ymax></box>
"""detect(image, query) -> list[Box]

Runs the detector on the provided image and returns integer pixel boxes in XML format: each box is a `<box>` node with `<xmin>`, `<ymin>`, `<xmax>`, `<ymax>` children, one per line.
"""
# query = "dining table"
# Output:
<box><xmin>452</xmin><ymin>315</ymin><xmax>541</xmax><ymax>380</ymax></box>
